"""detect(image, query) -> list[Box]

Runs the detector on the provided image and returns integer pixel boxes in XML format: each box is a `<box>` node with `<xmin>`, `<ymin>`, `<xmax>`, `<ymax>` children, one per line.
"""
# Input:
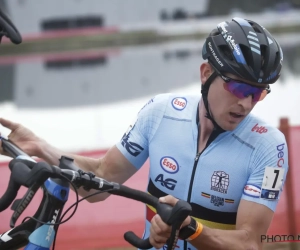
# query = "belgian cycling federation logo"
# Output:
<box><xmin>211</xmin><ymin>171</ymin><xmax>229</xmax><ymax>194</ymax></box>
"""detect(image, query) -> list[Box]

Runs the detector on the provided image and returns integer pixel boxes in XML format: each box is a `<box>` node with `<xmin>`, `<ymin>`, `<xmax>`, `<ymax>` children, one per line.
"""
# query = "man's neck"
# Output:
<box><xmin>198</xmin><ymin>99</ymin><xmax>215</xmax><ymax>153</ymax></box>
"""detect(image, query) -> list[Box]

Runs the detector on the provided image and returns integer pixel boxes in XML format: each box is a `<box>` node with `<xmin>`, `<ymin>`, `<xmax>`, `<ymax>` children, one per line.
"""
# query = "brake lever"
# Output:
<box><xmin>157</xmin><ymin>200</ymin><xmax>192</xmax><ymax>250</ymax></box>
<box><xmin>0</xmin><ymin>158</ymin><xmax>33</xmax><ymax>213</ymax></box>
<box><xmin>124</xmin><ymin>199</ymin><xmax>192</xmax><ymax>250</ymax></box>
<box><xmin>10</xmin><ymin>183</ymin><xmax>40</xmax><ymax>228</ymax></box>
<box><xmin>0</xmin><ymin>175</ymin><xmax>21</xmax><ymax>212</ymax></box>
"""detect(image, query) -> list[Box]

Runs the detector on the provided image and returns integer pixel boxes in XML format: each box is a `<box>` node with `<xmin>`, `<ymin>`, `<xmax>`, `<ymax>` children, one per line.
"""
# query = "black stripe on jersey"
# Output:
<box><xmin>148</xmin><ymin>178</ymin><xmax>169</xmax><ymax>198</ymax></box>
<box><xmin>148</xmin><ymin>179</ymin><xmax>237</xmax><ymax>225</ymax></box>
<box><xmin>191</xmin><ymin>203</ymin><xmax>236</xmax><ymax>225</ymax></box>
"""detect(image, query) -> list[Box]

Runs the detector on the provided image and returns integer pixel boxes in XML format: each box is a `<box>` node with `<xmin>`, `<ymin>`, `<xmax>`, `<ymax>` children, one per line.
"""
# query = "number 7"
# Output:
<box><xmin>272</xmin><ymin>169</ymin><xmax>280</xmax><ymax>188</ymax></box>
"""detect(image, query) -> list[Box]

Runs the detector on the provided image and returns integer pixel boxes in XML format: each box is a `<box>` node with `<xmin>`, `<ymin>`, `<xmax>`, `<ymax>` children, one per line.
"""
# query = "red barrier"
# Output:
<box><xmin>0</xmin><ymin>120</ymin><xmax>299</xmax><ymax>249</ymax></box>
<box><xmin>267</xmin><ymin>120</ymin><xmax>300</xmax><ymax>236</ymax></box>
<box><xmin>2</xmin><ymin>26</ymin><xmax>119</xmax><ymax>43</ymax></box>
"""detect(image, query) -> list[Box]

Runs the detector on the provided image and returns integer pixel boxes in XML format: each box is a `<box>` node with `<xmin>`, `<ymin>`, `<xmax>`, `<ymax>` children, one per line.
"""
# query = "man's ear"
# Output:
<box><xmin>200</xmin><ymin>62</ymin><xmax>213</xmax><ymax>84</ymax></box>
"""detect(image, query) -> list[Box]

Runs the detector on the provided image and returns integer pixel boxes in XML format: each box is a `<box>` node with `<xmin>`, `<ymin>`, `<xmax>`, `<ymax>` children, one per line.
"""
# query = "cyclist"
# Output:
<box><xmin>0</xmin><ymin>17</ymin><xmax>288</xmax><ymax>250</ymax></box>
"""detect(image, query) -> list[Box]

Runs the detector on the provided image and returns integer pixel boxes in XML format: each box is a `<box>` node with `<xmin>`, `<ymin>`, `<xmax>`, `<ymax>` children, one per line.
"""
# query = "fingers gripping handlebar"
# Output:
<box><xmin>109</xmin><ymin>185</ymin><xmax>192</xmax><ymax>249</ymax></box>
<box><xmin>0</xmin><ymin>158</ymin><xmax>61</xmax><ymax>212</ymax></box>
<box><xmin>0</xmin><ymin>138</ymin><xmax>192</xmax><ymax>250</ymax></box>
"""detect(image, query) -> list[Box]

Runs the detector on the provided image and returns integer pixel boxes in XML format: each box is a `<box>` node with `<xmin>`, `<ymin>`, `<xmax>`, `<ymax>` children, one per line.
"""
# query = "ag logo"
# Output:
<box><xmin>160</xmin><ymin>156</ymin><xmax>179</xmax><ymax>174</ymax></box>
<box><xmin>121</xmin><ymin>132</ymin><xmax>144</xmax><ymax>157</ymax></box>
<box><xmin>155</xmin><ymin>174</ymin><xmax>177</xmax><ymax>190</ymax></box>
<box><xmin>171</xmin><ymin>97</ymin><xmax>187</xmax><ymax>111</ymax></box>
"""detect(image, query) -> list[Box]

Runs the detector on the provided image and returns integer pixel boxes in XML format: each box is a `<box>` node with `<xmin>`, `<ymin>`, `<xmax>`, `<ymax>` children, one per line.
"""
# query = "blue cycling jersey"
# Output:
<box><xmin>116</xmin><ymin>93</ymin><xmax>289</xmax><ymax>250</ymax></box>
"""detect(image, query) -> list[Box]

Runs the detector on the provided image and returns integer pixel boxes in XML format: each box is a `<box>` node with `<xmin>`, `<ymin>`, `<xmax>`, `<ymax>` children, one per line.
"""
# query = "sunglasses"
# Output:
<box><xmin>218</xmin><ymin>73</ymin><xmax>271</xmax><ymax>103</ymax></box>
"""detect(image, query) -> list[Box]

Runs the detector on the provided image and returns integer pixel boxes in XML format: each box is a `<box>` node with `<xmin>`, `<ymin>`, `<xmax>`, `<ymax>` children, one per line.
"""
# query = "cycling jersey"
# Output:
<box><xmin>116</xmin><ymin>93</ymin><xmax>289</xmax><ymax>250</ymax></box>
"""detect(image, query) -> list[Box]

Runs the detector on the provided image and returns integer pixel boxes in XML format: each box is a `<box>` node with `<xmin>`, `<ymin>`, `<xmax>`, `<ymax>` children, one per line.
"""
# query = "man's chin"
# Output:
<box><xmin>220</xmin><ymin>121</ymin><xmax>240</xmax><ymax>131</ymax></box>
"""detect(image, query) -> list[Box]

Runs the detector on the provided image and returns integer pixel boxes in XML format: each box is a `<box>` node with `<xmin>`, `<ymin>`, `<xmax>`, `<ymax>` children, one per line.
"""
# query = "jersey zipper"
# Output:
<box><xmin>187</xmin><ymin>152</ymin><xmax>201</xmax><ymax>201</ymax></box>
<box><xmin>183</xmin><ymin>151</ymin><xmax>201</xmax><ymax>250</ymax></box>
<box><xmin>183</xmin><ymin>120</ymin><xmax>202</xmax><ymax>250</ymax></box>
<box><xmin>183</xmin><ymin>127</ymin><xmax>224</xmax><ymax>250</ymax></box>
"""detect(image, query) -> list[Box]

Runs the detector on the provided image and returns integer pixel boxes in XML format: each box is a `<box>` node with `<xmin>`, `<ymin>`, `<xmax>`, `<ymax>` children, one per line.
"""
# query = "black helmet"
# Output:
<box><xmin>202</xmin><ymin>17</ymin><xmax>283</xmax><ymax>84</ymax></box>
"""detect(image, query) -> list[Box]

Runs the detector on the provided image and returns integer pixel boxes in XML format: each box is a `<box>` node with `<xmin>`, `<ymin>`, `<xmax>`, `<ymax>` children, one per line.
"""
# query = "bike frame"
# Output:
<box><xmin>0</xmin><ymin>178</ymin><xmax>69</xmax><ymax>250</ymax></box>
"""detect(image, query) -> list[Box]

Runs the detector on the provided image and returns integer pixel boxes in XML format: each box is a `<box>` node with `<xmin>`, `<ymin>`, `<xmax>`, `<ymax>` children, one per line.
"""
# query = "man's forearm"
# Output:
<box><xmin>189</xmin><ymin>225</ymin><xmax>259</xmax><ymax>250</ymax></box>
<box><xmin>38</xmin><ymin>142</ymin><xmax>109</xmax><ymax>202</ymax></box>
<box><xmin>38</xmin><ymin>142</ymin><xmax>99</xmax><ymax>172</ymax></box>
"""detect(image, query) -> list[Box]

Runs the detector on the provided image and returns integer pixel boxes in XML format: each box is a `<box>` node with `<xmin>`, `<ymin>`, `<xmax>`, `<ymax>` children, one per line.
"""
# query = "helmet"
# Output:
<box><xmin>202</xmin><ymin>17</ymin><xmax>283</xmax><ymax>84</ymax></box>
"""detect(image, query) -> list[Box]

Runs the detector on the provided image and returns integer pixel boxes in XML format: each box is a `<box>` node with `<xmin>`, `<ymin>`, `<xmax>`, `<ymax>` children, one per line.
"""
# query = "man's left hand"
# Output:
<box><xmin>149</xmin><ymin>195</ymin><xmax>191</xmax><ymax>249</ymax></box>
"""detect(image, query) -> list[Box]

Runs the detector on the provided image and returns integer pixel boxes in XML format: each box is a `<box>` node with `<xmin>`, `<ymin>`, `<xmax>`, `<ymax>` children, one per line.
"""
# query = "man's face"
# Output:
<box><xmin>206</xmin><ymin>70</ymin><xmax>268</xmax><ymax>131</ymax></box>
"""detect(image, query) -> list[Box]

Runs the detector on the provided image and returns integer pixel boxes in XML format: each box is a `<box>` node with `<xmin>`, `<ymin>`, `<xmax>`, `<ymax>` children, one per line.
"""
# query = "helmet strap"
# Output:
<box><xmin>201</xmin><ymin>71</ymin><xmax>225</xmax><ymax>133</ymax></box>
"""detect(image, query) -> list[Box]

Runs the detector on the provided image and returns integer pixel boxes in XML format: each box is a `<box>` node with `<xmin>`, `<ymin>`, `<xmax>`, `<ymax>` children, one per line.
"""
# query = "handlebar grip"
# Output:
<box><xmin>157</xmin><ymin>200</ymin><xmax>191</xmax><ymax>225</ymax></box>
<box><xmin>109</xmin><ymin>184</ymin><xmax>192</xmax><ymax>250</ymax></box>
<box><xmin>0</xmin><ymin>8</ymin><xmax>22</xmax><ymax>44</ymax></box>
<box><xmin>0</xmin><ymin>159</ymin><xmax>35</xmax><ymax>212</ymax></box>
<box><xmin>0</xmin><ymin>175</ymin><xmax>20</xmax><ymax>212</ymax></box>
<box><xmin>109</xmin><ymin>184</ymin><xmax>158</xmax><ymax>207</ymax></box>
<box><xmin>0</xmin><ymin>138</ymin><xmax>61</xmax><ymax>213</ymax></box>
<box><xmin>109</xmin><ymin>185</ymin><xmax>158</xmax><ymax>249</ymax></box>
<box><xmin>124</xmin><ymin>231</ymin><xmax>152</xmax><ymax>249</ymax></box>
<box><xmin>1</xmin><ymin>138</ymin><xmax>29</xmax><ymax>159</ymax></box>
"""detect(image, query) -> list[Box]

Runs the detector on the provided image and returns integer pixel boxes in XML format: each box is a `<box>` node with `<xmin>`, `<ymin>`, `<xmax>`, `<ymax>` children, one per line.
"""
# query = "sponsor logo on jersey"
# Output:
<box><xmin>252</xmin><ymin>123</ymin><xmax>268</xmax><ymax>134</ymax></box>
<box><xmin>201</xmin><ymin>192</ymin><xmax>234</xmax><ymax>206</ymax></box>
<box><xmin>160</xmin><ymin>156</ymin><xmax>179</xmax><ymax>174</ymax></box>
<box><xmin>243</xmin><ymin>184</ymin><xmax>261</xmax><ymax>198</ymax></box>
<box><xmin>139</xmin><ymin>98</ymin><xmax>154</xmax><ymax>113</ymax></box>
<box><xmin>211</xmin><ymin>171</ymin><xmax>229</xmax><ymax>194</ymax></box>
<box><xmin>276</xmin><ymin>143</ymin><xmax>285</xmax><ymax>167</ymax></box>
<box><xmin>211</xmin><ymin>195</ymin><xmax>225</xmax><ymax>206</ymax></box>
<box><xmin>171</xmin><ymin>97</ymin><xmax>187</xmax><ymax>111</ymax></box>
<box><xmin>261</xmin><ymin>189</ymin><xmax>279</xmax><ymax>200</ymax></box>
<box><xmin>155</xmin><ymin>174</ymin><xmax>177</xmax><ymax>190</ymax></box>
<box><xmin>121</xmin><ymin>132</ymin><xmax>144</xmax><ymax>157</ymax></box>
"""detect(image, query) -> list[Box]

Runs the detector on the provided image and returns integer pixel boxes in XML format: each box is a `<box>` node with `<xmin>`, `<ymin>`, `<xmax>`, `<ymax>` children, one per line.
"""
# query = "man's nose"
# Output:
<box><xmin>237</xmin><ymin>95</ymin><xmax>253</xmax><ymax>110</ymax></box>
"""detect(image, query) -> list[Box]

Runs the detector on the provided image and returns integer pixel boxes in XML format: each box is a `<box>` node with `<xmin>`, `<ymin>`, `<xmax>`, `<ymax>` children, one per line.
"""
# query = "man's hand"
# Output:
<box><xmin>149</xmin><ymin>195</ymin><xmax>191</xmax><ymax>249</ymax></box>
<box><xmin>0</xmin><ymin>117</ymin><xmax>45</xmax><ymax>157</ymax></box>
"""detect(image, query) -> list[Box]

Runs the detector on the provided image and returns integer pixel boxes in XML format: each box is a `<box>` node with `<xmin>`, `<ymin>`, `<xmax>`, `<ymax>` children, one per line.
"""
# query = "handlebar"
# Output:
<box><xmin>0</xmin><ymin>8</ymin><xmax>22</xmax><ymax>44</ymax></box>
<box><xmin>0</xmin><ymin>138</ymin><xmax>192</xmax><ymax>250</ymax></box>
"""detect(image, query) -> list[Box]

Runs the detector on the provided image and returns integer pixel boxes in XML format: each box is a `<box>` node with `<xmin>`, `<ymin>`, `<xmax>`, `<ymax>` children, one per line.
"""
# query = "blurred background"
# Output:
<box><xmin>0</xmin><ymin>0</ymin><xmax>299</xmax><ymax>249</ymax></box>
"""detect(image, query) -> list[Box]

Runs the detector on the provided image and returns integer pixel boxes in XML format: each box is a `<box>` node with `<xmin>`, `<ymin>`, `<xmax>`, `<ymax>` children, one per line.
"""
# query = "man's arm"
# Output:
<box><xmin>39</xmin><ymin>143</ymin><xmax>137</xmax><ymax>202</ymax></box>
<box><xmin>188</xmin><ymin>199</ymin><xmax>273</xmax><ymax>250</ymax></box>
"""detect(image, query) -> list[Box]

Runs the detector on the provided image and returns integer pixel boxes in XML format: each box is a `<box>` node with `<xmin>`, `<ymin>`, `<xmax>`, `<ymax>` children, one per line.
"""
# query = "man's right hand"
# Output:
<box><xmin>0</xmin><ymin>117</ymin><xmax>45</xmax><ymax>157</ymax></box>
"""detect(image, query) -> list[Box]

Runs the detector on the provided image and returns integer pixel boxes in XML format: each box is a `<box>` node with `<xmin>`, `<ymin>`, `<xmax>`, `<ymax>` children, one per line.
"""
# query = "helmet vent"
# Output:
<box><xmin>218</xmin><ymin>45</ymin><xmax>234</xmax><ymax>61</ymax></box>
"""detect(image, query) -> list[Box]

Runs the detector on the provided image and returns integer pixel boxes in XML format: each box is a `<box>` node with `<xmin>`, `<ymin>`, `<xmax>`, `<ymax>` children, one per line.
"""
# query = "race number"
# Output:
<box><xmin>261</xmin><ymin>166</ymin><xmax>285</xmax><ymax>200</ymax></box>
